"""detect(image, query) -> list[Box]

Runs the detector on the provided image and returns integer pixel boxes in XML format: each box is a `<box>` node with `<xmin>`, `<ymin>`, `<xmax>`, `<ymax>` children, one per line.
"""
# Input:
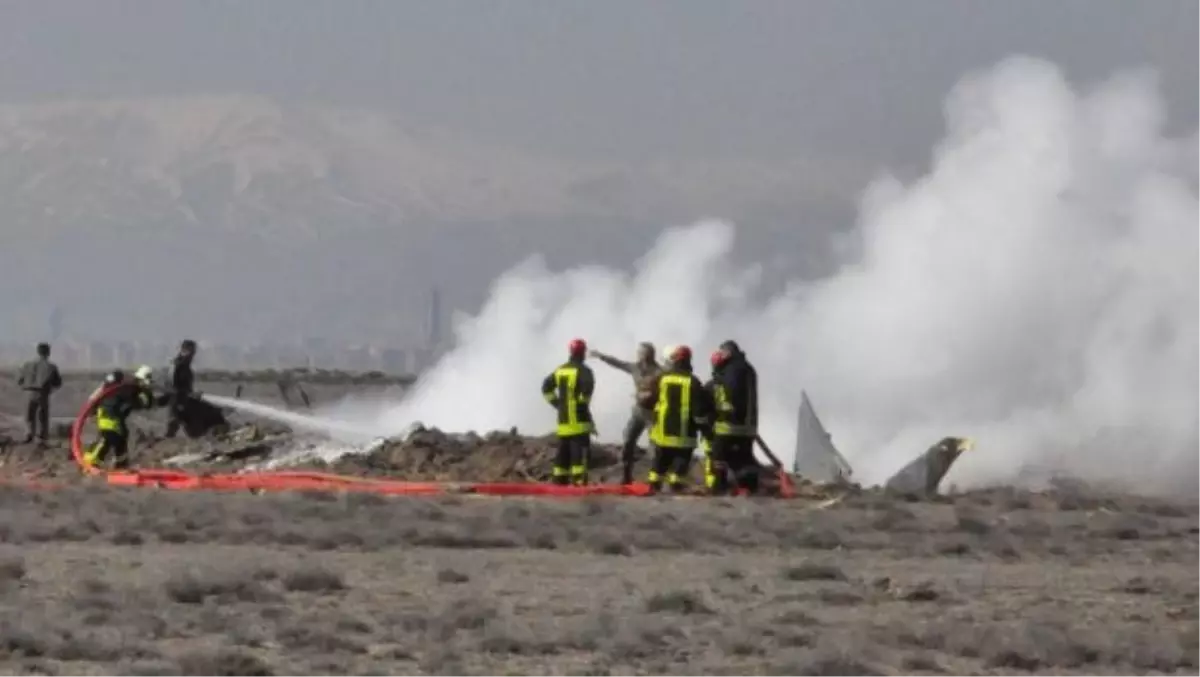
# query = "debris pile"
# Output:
<box><xmin>291</xmin><ymin>425</ymin><xmax>709</xmax><ymax>487</ymax></box>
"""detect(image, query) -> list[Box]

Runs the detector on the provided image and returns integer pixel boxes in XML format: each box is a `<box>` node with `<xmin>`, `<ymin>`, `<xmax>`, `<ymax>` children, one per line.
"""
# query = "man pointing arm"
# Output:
<box><xmin>589</xmin><ymin>342</ymin><xmax>661</xmax><ymax>485</ymax></box>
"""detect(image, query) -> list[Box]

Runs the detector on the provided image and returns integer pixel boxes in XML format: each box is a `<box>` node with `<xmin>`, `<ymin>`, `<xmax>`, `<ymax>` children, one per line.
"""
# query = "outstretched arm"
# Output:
<box><xmin>588</xmin><ymin>350</ymin><xmax>633</xmax><ymax>374</ymax></box>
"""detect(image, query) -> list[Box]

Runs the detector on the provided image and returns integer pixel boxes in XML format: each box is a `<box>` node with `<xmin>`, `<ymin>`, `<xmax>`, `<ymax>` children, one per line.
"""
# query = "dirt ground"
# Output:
<box><xmin>0</xmin><ymin>484</ymin><xmax>1194</xmax><ymax>676</ymax></box>
<box><xmin>0</xmin><ymin>372</ymin><xmax>1195</xmax><ymax>675</ymax></box>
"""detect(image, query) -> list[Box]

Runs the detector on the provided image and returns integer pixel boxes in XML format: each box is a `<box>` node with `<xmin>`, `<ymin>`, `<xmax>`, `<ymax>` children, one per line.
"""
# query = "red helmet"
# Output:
<box><xmin>568</xmin><ymin>338</ymin><xmax>587</xmax><ymax>357</ymax></box>
<box><xmin>710</xmin><ymin>350</ymin><xmax>726</xmax><ymax>367</ymax></box>
<box><xmin>671</xmin><ymin>345</ymin><xmax>692</xmax><ymax>363</ymax></box>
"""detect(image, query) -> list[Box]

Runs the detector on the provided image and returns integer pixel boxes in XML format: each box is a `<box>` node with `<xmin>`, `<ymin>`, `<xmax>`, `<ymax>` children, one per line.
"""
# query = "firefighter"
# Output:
<box><xmin>83</xmin><ymin>365</ymin><xmax>159</xmax><ymax>470</ymax></box>
<box><xmin>639</xmin><ymin>345</ymin><xmax>714</xmax><ymax>494</ymax></box>
<box><xmin>588</xmin><ymin>342</ymin><xmax>661</xmax><ymax>485</ymax></box>
<box><xmin>164</xmin><ymin>339</ymin><xmax>197</xmax><ymax>438</ymax></box>
<box><xmin>702</xmin><ymin>350</ymin><xmax>727</xmax><ymax>493</ymax></box>
<box><xmin>711</xmin><ymin>340</ymin><xmax>760</xmax><ymax>494</ymax></box>
<box><xmin>541</xmin><ymin>338</ymin><xmax>596</xmax><ymax>486</ymax></box>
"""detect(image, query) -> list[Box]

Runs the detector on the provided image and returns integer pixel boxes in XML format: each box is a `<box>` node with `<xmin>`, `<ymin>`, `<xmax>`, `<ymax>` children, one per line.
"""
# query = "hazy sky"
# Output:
<box><xmin>0</xmin><ymin>0</ymin><xmax>1195</xmax><ymax>165</ymax></box>
<box><xmin>0</xmin><ymin>0</ymin><xmax>1195</xmax><ymax>345</ymax></box>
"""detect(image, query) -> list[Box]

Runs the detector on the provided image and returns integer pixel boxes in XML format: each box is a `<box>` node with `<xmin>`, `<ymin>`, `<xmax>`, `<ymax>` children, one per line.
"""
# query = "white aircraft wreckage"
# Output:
<box><xmin>791</xmin><ymin>389</ymin><xmax>973</xmax><ymax>496</ymax></box>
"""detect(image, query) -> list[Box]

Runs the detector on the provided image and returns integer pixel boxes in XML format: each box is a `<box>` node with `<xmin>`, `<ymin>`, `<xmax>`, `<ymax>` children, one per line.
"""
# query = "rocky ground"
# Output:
<box><xmin>0</xmin><ymin>483</ymin><xmax>1194</xmax><ymax>676</ymax></box>
<box><xmin>0</xmin><ymin>372</ymin><xmax>1194</xmax><ymax>675</ymax></box>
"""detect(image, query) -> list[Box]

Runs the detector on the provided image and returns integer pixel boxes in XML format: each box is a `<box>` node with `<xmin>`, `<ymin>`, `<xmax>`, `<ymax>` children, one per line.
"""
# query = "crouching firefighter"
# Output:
<box><xmin>709</xmin><ymin>340</ymin><xmax>760</xmax><ymax>495</ymax></box>
<box><xmin>541</xmin><ymin>339</ymin><xmax>596</xmax><ymax>486</ymax></box>
<box><xmin>84</xmin><ymin>365</ymin><xmax>160</xmax><ymax>470</ymax></box>
<box><xmin>640</xmin><ymin>345</ymin><xmax>714</xmax><ymax>494</ymax></box>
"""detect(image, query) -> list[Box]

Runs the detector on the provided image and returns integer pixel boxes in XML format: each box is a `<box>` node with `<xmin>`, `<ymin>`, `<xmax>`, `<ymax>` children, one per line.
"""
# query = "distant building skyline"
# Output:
<box><xmin>0</xmin><ymin>336</ymin><xmax>448</xmax><ymax>375</ymax></box>
<box><xmin>2</xmin><ymin>285</ymin><xmax>453</xmax><ymax>373</ymax></box>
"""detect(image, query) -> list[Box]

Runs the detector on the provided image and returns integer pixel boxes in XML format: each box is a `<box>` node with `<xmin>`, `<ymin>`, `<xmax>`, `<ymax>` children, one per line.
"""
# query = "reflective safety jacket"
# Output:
<box><xmin>541</xmin><ymin>360</ymin><xmax>596</xmax><ymax>437</ymax></box>
<box><xmin>94</xmin><ymin>384</ymin><xmax>156</xmax><ymax>435</ymax></box>
<box><xmin>713</xmin><ymin>353</ymin><xmax>758</xmax><ymax>437</ymax></box>
<box><xmin>648</xmin><ymin>366</ymin><xmax>715</xmax><ymax>449</ymax></box>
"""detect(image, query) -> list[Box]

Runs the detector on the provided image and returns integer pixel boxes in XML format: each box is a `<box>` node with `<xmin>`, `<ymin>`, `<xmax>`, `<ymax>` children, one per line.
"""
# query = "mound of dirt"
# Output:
<box><xmin>286</xmin><ymin>425</ymin><xmax>797</xmax><ymax>494</ymax></box>
<box><xmin>320</xmin><ymin>427</ymin><xmax>589</xmax><ymax>481</ymax></box>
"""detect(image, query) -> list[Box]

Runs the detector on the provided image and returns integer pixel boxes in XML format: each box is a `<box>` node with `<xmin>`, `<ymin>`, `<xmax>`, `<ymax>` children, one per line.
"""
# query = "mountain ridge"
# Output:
<box><xmin>0</xmin><ymin>94</ymin><xmax>866</xmax><ymax>240</ymax></box>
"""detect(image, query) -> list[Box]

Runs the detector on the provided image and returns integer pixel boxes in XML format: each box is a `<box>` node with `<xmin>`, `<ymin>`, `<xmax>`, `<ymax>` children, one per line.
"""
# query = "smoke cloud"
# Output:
<box><xmin>319</xmin><ymin>56</ymin><xmax>1198</xmax><ymax>496</ymax></box>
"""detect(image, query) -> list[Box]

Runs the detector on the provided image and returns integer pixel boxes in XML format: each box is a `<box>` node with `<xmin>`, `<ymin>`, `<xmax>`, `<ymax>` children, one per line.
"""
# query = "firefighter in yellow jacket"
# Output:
<box><xmin>84</xmin><ymin>365</ymin><xmax>160</xmax><ymax>470</ymax></box>
<box><xmin>541</xmin><ymin>338</ymin><xmax>596</xmax><ymax>486</ymax></box>
<box><xmin>638</xmin><ymin>345</ymin><xmax>715</xmax><ymax>493</ymax></box>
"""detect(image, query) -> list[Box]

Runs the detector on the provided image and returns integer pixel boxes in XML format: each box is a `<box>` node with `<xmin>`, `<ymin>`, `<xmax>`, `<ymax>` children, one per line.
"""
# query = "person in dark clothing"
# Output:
<box><xmin>711</xmin><ymin>340</ymin><xmax>761</xmax><ymax>494</ymax></box>
<box><xmin>164</xmin><ymin>340</ymin><xmax>197</xmax><ymax>438</ymax></box>
<box><xmin>16</xmin><ymin>343</ymin><xmax>62</xmax><ymax>446</ymax></box>
<box><xmin>639</xmin><ymin>345</ymin><xmax>715</xmax><ymax>493</ymax></box>
<box><xmin>541</xmin><ymin>338</ymin><xmax>596</xmax><ymax>486</ymax></box>
<box><xmin>588</xmin><ymin>342</ymin><xmax>661</xmax><ymax>485</ymax></box>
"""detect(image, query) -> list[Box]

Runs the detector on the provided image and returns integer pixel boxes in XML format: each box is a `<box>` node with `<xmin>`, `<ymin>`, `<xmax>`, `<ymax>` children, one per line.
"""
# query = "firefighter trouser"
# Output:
<box><xmin>703</xmin><ymin>437</ymin><xmax>718</xmax><ymax>491</ymax></box>
<box><xmin>164</xmin><ymin>393</ymin><xmax>186</xmax><ymax>438</ymax></box>
<box><xmin>85</xmin><ymin>430</ymin><xmax>131</xmax><ymax>469</ymax></box>
<box><xmin>647</xmin><ymin>444</ymin><xmax>694</xmax><ymax>493</ymax></box>
<box><xmin>552</xmin><ymin>434</ymin><xmax>591</xmax><ymax>486</ymax></box>
<box><xmin>710</xmin><ymin>435</ymin><xmax>759</xmax><ymax>495</ymax></box>
<box><xmin>24</xmin><ymin>393</ymin><xmax>50</xmax><ymax>442</ymax></box>
<box><xmin>620</xmin><ymin>407</ymin><xmax>651</xmax><ymax>484</ymax></box>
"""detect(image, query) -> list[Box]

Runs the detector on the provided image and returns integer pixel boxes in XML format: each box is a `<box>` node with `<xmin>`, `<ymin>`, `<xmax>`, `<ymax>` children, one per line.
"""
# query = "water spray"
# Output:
<box><xmin>202</xmin><ymin>394</ymin><xmax>381</xmax><ymax>443</ymax></box>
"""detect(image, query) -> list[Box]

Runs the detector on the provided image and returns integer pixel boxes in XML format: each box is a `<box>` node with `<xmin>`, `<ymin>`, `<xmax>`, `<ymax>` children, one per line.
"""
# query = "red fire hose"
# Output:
<box><xmin>70</xmin><ymin>383</ymin><xmax>653</xmax><ymax>497</ymax></box>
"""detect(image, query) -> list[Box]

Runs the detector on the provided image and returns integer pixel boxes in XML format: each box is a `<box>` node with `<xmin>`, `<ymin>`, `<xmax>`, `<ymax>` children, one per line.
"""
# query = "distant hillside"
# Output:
<box><xmin>0</xmin><ymin>95</ymin><xmax>865</xmax><ymax>343</ymax></box>
<box><xmin>0</xmin><ymin>95</ymin><xmax>863</xmax><ymax>239</ymax></box>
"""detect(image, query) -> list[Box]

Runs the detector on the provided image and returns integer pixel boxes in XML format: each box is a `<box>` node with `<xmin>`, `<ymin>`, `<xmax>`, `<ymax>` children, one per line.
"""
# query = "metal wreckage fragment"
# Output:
<box><xmin>791</xmin><ymin>389</ymin><xmax>972</xmax><ymax>495</ymax></box>
<box><xmin>792</xmin><ymin>390</ymin><xmax>855</xmax><ymax>485</ymax></box>
<box><xmin>883</xmin><ymin>436</ymin><xmax>974</xmax><ymax>496</ymax></box>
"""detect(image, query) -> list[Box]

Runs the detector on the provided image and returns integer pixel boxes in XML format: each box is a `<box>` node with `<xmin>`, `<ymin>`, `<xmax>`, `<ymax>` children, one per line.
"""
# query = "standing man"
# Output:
<box><xmin>639</xmin><ymin>345</ymin><xmax>714</xmax><ymax>494</ymax></box>
<box><xmin>588</xmin><ymin>342</ymin><xmax>661</xmax><ymax>485</ymax></box>
<box><xmin>164</xmin><ymin>339</ymin><xmax>197</xmax><ymax>438</ymax></box>
<box><xmin>711</xmin><ymin>340</ymin><xmax>761</xmax><ymax>494</ymax></box>
<box><xmin>17</xmin><ymin>342</ymin><xmax>62</xmax><ymax>446</ymax></box>
<box><xmin>541</xmin><ymin>338</ymin><xmax>596</xmax><ymax>487</ymax></box>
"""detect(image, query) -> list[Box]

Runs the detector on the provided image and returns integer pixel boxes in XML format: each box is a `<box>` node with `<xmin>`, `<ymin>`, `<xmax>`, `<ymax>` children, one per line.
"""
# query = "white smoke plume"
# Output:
<box><xmin>319</xmin><ymin>56</ymin><xmax>1199</xmax><ymax>495</ymax></box>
